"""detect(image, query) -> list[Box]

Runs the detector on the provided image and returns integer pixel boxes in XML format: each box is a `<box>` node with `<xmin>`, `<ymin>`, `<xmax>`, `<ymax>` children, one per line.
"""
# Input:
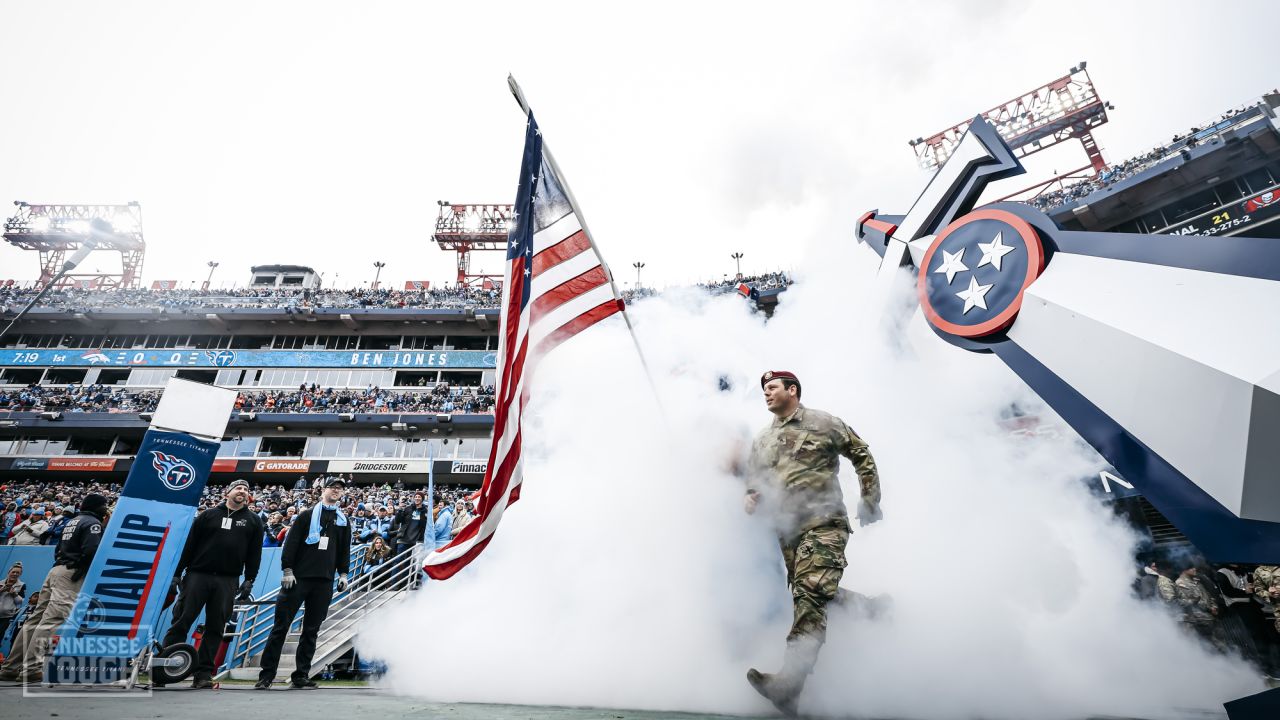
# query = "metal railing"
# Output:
<box><xmin>219</xmin><ymin>543</ymin><xmax>421</xmax><ymax>676</ymax></box>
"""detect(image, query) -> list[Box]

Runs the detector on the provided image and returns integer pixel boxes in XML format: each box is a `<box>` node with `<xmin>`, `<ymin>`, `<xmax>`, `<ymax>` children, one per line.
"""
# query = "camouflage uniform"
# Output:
<box><xmin>1174</xmin><ymin>574</ymin><xmax>1226</xmax><ymax>651</ymax></box>
<box><xmin>1253</xmin><ymin>565</ymin><xmax>1280</xmax><ymax>633</ymax></box>
<box><xmin>747</xmin><ymin>404</ymin><xmax>879</xmax><ymax>647</ymax></box>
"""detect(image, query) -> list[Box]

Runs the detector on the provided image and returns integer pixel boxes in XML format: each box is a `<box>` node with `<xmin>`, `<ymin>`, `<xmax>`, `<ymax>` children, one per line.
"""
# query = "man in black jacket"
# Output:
<box><xmin>160</xmin><ymin>479</ymin><xmax>263</xmax><ymax>688</ymax></box>
<box><xmin>256</xmin><ymin>477</ymin><xmax>350</xmax><ymax>689</ymax></box>
<box><xmin>392</xmin><ymin>491</ymin><xmax>428</xmax><ymax>556</ymax></box>
<box><xmin>0</xmin><ymin>494</ymin><xmax>108</xmax><ymax>683</ymax></box>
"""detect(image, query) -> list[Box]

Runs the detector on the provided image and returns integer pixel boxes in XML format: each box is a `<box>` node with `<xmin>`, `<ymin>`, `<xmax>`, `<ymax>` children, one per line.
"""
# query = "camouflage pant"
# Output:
<box><xmin>780</xmin><ymin>522</ymin><xmax>849</xmax><ymax>644</ymax></box>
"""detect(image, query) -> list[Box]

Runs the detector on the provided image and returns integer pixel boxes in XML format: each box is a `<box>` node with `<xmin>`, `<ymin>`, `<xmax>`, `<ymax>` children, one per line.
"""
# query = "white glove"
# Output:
<box><xmin>336</xmin><ymin>573</ymin><xmax>349</xmax><ymax>592</ymax></box>
<box><xmin>280</xmin><ymin>569</ymin><xmax>296</xmax><ymax>589</ymax></box>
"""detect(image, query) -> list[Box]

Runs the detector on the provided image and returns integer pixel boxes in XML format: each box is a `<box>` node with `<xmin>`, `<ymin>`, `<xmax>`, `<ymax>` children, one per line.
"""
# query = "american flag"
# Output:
<box><xmin>424</xmin><ymin>112</ymin><xmax>623</xmax><ymax>579</ymax></box>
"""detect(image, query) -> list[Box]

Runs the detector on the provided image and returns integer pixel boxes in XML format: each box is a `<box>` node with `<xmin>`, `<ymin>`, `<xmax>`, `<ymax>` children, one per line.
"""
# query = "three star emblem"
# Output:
<box><xmin>930</xmin><ymin>230</ymin><xmax>1017</xmax><ymax>315</ymax></box>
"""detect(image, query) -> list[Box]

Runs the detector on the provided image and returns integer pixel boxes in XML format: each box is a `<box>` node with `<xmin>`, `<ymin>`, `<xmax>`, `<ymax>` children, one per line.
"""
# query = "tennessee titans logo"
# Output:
<box><xmin>151</xmin><ymin>451</ymin><xmax>197</xmax><ymax>491</ymax></box>
<box><xmin>917</xmin><ymin>208</ymin><xmax>1046</xmax><ymax>339</ymax></box>
<box><xmin>206</xmin><ymin>350</ymin><xmax>236</xmax><ymax>367</ymax></box>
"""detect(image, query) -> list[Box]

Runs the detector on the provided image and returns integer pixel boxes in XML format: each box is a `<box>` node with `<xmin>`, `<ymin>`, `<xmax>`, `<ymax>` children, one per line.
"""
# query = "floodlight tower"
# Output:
<box><xmin>907</xmin><ymin>63</ymin><xmax>1116</xmax><ymax>200</ymax></box>
<box><xmin>432</xmin><ymin>202</ymin><xmax>513</xmax><ymax>288</ymax></box>
<box><xmin>2</xmin><ymin>201</ymin><xmax>146</xmax><ymax>289</ymax></box>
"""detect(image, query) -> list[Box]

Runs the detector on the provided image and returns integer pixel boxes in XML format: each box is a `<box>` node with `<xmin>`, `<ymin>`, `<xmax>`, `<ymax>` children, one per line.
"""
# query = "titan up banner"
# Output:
<box><xmin>44</xmin><ymin>429</ymin><xmax>220</xmax><ymax>684</ymax></box>
<box><xmin>41</xmin><ymin>376</ymin><xmax>236</xmax><ymax>686</ymax></box>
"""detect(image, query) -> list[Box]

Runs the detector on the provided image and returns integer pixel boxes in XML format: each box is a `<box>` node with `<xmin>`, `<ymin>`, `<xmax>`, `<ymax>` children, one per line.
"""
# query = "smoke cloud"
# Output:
<box><xmin>358</xmin><ymin>240</ymin><xmax>1263</xmax><ymax>718</ymax></box>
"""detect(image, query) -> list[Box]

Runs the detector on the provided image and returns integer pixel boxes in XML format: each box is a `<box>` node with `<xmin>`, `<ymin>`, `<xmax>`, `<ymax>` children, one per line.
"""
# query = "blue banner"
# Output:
<box><xmin>1</xmin><ymin>348</ymin><xmax>496</xmax><ymax>369</ymax></box>
<box><xmin>46</xmin><ymin>430</ymin><xmax>220</xmax><ymax>684</ymax></box>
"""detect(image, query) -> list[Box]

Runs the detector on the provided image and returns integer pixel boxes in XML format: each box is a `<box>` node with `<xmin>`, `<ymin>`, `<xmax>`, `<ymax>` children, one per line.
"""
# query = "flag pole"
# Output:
<box><xmin>507</xmin><ymin>74</ymin><xmax>666</xmax><ymax>416</ymax></box>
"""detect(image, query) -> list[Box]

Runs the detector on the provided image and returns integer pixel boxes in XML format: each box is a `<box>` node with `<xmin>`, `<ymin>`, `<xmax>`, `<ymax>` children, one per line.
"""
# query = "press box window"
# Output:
<box><xmin>97</xmin><ymin>369</ymin><xmax>130</xmax><ymax>385</ymax></box>
<box><xmin>43</xmin><ymin>368</ymin><xmax>87</xmax><ymax>385</ymax></box>
<box><xmin>1</xmin><ymin>369</ymin><xmax>43</xmax><ymax>384</ymax></box>
<box><xmin>259</xmin><ymin>437</ymin><xmax>306</xmax><ymax>457</ymax></box>
<box><xmin>439</xmin><ymin>371</ymin><xmax>481</xmax><ymax>386</ymax></box>
<box><xmin>448</xmin><ymin>336</ymin><xmax>489</xmax><ymax>350</ymax></box>
<box><xmin>175</xmin><ymin>369</ymin><xmax>217</xmax><ymax>384</ymax></box>
<box><xmin>360</xmin><ymin>336</ymin><xmax>400</xmax><ymax>350</ymax></box>
<box><xmin>67</xmin><ymin>436</ymin><xmax>113</xmax><ymax>455</ymax></box>
<box><xmin>395</xmin><ymin>371</ymin><xmax>438</xmax><ymax>387</ymax></box>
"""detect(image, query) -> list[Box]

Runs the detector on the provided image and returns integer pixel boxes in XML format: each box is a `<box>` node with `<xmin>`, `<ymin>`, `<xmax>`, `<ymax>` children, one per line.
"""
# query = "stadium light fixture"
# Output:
<box><xmin>204</xmin><ymin>261</ymin><xmax>219</xmax><ymax>291</ymax></box>
<box><xmin>731</xmin><ymin>252</ymin><xmax>744</xmax><ymax>277</ymax></box>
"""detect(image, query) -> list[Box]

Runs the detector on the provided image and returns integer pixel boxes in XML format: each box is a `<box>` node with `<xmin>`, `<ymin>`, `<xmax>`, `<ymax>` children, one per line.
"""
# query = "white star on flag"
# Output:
<box><xmin>933</xmin><ymin>248</ymin><xmax>968</xmax><ymax>285</ymax></box>
<box><xmin>955</xmin><ymin>275</ymin><xmax>994</xmax><ymax>314</ymax></box>
<box><xmin>977</xmin><ymin>231</ymin><xmax>1016</xmax><ymax>271</ymax></box>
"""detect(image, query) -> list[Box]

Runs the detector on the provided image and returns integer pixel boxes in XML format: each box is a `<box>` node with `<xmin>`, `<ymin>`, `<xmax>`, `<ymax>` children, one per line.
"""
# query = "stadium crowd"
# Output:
<box><xmin>0</xmin><ymin>383</ymin><xmax>497</xmax><ymax>415</ymax></box>
<box><xmin>0</xmin><ymin>285</ymin><xmax>501</xmax><ymax>313</ymax></box>
<box><xmin>703</xmin><ymin>272</ymin><xmax>791</xmax><ymax>294</ymax></box>
<box><xmin>1028</xmin><ymin>102</ymin><xmax>1264</xmax><ymax>212</ymax></box>
<box><xmin>621</xmin><ymin>271</ymin><xmax>793</xmax><ymax>304</ymax></box>
<box><xmin>2</xmin><ymin>274</ymin><xmax>794</xmax><ymax>311</ymax></box>
<box><xmin>1029</xmin><ymin>147</ymin><xmax>1169</xmax><ymax>211</ymax></box>
<box><xmin>1</xmin><ymin>476</ymin><xmax>477</xmax><ymax>550</ymax></box>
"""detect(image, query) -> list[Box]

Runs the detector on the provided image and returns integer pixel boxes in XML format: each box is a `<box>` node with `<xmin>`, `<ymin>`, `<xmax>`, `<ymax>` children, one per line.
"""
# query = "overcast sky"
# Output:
<box><xmin>0</xmin><ymin>0</ymin><xmax>1275</xmax><ymax>290</ymax></box>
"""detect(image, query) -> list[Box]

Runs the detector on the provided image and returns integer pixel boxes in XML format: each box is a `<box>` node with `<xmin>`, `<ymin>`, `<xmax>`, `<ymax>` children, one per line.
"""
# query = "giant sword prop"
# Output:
<box><xmin>856</xmin><ymin>117</ymin><xmax>1280</xmax><ymax>564</ymax></box>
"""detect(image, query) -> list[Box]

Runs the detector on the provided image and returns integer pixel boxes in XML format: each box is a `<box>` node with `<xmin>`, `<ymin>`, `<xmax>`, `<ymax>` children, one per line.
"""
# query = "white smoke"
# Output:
<box><xmin>358</xmin><ymin>239</ymin><xmax>1263</xmax><ymax>718</ymax></box>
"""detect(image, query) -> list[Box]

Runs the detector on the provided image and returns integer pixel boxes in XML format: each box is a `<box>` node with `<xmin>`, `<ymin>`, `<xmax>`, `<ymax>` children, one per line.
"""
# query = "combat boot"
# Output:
<box><xmin>747</xmin><ymin>638</ymin><xmax>820</xmax><ymax>717</ymax></box>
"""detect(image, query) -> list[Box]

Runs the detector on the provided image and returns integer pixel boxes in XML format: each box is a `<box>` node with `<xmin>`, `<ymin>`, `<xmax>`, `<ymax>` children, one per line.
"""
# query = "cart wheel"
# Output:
<box><xmin>151</xmin><ymin>643</ymin><xmax>197</xmax><ymax>685</ymax></box>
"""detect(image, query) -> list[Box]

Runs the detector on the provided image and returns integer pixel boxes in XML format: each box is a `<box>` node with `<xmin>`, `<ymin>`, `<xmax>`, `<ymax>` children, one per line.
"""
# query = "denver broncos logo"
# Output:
<box><xmin>151</xmin><ymin>451</ymin><xmax>196</xmax><ymax>491</ymax></box>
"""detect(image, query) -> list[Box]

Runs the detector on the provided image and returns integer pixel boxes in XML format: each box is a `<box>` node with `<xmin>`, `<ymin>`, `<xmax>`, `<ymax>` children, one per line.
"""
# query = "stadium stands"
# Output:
<box><xmin>0</xmin><ymin>384</ymin><xmax>496</xmax><ymax>415</ymax></box>
<box><xmin>0</xmin><ymin>286</ymin><xmax>501</xmax><ymax>312</ymax></box>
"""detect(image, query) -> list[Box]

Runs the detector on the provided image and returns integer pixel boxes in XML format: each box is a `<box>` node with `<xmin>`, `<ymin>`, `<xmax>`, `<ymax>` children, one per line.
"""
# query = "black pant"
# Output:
<box><xmin>161</xmin><ymin>572</ymin><xmax>238</xmax><ymax>680</ymax></box>
<box><xmin>257</xmin><ymin>578</ymin><xmax>333</xmax><ymax>683</ymax></box>
<box><xmin>0</xmin><ymin>615</ymin><xmax>13</xmax><ymax>647</ymax></box>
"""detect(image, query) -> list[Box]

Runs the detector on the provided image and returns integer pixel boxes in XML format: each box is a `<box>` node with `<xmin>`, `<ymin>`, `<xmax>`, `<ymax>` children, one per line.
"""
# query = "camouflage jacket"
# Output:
<box><xmin>1253</xmin><ymin>565</ymin><xmax>1280</xmax><ymax>607</ymax></box>
<box><xmin>747</xmin><ymin>404</ymin><xmax>879</xmax><ymax>539</ymax></box>
<box><xmin>1174</xmin><ymin>575</ymin><xmax>1217</xmax><ymax>619</ymax></box>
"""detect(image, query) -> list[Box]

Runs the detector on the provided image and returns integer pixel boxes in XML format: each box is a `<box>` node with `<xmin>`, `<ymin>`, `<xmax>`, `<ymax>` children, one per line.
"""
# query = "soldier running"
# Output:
<box><xmin>743</xmin><ymin>370</ymin><xmax>881</xmax><ymax>715</ymax></box>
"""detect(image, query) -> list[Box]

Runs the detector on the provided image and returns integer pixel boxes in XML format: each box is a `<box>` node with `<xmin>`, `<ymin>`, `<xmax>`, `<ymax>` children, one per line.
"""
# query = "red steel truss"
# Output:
<box><xmin>432</xmin><ymin>202</ymin><xmax>513</xmax><ymax>288</ymax></box>
<box><xmin>909</xmin><ymin>64</ymin><xmax>1113</xmax><ymax>191</ymax></box>
<box><xmin>2</xmin><ymin>201</ymin><xmax>145</xmax><ymax>289</ymax></box>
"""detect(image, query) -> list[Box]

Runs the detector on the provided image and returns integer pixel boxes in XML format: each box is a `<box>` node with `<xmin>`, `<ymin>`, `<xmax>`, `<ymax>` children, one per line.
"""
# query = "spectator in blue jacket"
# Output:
<box><xmin>41</xmin><ymin>507</ymin><xmax>72</xmax><ymax>545</ymax></box>
<box><xmin>360</xmin><ymin>507</ymin><xmax>392</xmax><ymax>543</ymax></box>
<box><xmin>431</xmin><ymin>498</ymin><xmax>453</xmax><ymax>550</ymax></box>
<box><xmin>0</xmin><ymin>503</ymin><xmax>17</xmax><ymax>544</ymax></box>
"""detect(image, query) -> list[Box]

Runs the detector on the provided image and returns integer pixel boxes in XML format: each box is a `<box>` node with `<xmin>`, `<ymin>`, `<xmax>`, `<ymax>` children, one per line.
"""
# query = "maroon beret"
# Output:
<box><xmin>761</xmin><ymin>370</ymin><xmax>800</xmax><ymax>389</ymax></box>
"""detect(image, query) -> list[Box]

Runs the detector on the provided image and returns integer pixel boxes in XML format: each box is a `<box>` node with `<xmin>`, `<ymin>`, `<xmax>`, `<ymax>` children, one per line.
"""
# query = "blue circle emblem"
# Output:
<box><xmin>917</xmin><ymin>208</ymin><xmax>1045</xmax><ymax>339</ymax></box>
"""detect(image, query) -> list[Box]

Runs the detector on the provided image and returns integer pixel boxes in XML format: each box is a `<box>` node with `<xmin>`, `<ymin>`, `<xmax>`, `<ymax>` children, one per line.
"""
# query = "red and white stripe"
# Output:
<box><xmin>424</xmin><ymin>204</ymin><xmax>622</xmax><ymax>579</ymax></box>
